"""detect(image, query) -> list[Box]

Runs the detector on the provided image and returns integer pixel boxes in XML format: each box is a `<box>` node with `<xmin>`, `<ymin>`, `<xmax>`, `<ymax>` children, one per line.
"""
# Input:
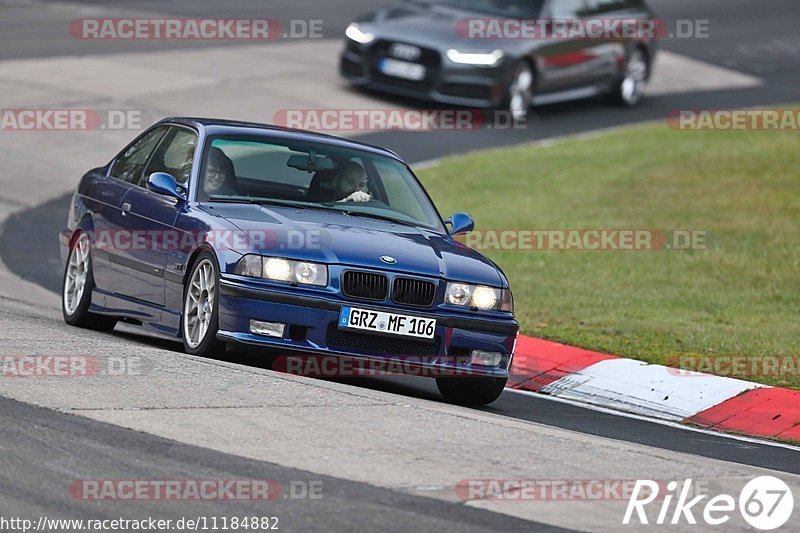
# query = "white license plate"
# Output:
<box><xmin>339</xmin><ymin>306</ymin><xmax>436</xmax><ymax>340</ymax></box>
<box><xmin>379</xmin><ymin>58</ymin><xmax>426</xmax><ymax>81</ymax></box>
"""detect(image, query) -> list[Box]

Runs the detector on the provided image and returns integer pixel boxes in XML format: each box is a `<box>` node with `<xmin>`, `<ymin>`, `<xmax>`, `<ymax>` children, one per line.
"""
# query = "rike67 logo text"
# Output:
<box><xmin>624</xmin><ymin>477</ymin><xmax>793</xmax><ymax>530</ymax></box>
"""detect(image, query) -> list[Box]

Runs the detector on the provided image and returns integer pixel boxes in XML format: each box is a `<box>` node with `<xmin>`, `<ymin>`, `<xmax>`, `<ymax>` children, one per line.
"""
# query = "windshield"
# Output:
<box><xmin>427</xmin><ymin>0</ymin><xmax>545</xmax><ymax>17</ymax></box>
<box><xmin>199</xmin><ymin>136</ymin><xmax>445</xmax><ymax>231</ymax></box>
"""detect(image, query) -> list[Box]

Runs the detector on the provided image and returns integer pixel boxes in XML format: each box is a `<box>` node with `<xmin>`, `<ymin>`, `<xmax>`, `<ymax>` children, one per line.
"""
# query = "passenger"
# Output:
<box><xmin>204</xmin><ymin>147</ymin><xmax>239</xmax><ymax>196</ymax></box>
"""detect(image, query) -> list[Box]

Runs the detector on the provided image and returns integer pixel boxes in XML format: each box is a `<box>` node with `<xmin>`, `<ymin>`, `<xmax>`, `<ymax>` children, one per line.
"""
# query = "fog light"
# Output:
<box><xmin>249</xmin><ymin>320</ymin><xmax>286</xmax><ymax>338</ymax></box>
<box><xmin>469</xmin><ymin>350</ymin><xmax>503</xmax><ymax>367</ymax></box>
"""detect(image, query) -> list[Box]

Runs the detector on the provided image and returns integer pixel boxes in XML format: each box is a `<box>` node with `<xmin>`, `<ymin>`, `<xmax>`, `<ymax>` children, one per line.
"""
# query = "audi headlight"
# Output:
<box><xmin>234</xmin><ymin>255</ymin><xmax>328</xmax><ymax>287</ymax></box>
<box><xmin>345</xmin><ymin>23</ymin><xmax>375</xmax><ymax>44</ymax></box>
<box><xmin>445</xmin><ymin>282</ymin><xmax>513</xmax><ymax>312</ymax></box>
<box><xmin>446</xmin><ymin>49</ymin><xmax>504</xmax><ymax>66</ymax></box>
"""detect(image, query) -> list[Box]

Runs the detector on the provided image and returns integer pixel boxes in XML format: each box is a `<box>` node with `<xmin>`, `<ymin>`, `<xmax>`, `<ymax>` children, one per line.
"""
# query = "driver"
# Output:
<box><xmin>334</xmin><ymin>161</ymin><xmax>371</xmax><ymax>203</ymax></box>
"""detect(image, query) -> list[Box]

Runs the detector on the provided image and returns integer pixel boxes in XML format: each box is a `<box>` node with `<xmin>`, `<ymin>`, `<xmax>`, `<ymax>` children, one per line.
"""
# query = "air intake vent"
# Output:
<box><xmin>392</xmin><ymin>277</ymin><xmax>437</xmax><ymax>307</ymax></box>
<box><xmin>342</xmin><ymin>271</ymin><xmax>389</xmax><ymax>301</ymax></box>
<box><xmin>326</xmin><ymin>323</ymin><xmax>440</xmax><ymax>356</ymax></box>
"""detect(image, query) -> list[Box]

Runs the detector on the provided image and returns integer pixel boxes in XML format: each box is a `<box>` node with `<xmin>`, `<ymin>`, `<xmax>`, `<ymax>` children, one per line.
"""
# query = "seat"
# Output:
<box><xmin>306</xmin><ymin>169</ymin><xmax>338</xmax><ymax>203</ymax></box>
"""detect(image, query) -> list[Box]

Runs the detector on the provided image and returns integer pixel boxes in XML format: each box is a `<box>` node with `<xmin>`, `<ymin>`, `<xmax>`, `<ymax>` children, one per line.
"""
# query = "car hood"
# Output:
<box><xmin>205</xmin><ymin>203</ymin><xmax>505</xmax><ymax>287</ymax></box>
<box><xmin>358</xmin><ymin>2</ymin><xmax>519</xmax><ymax>50</ymax></box>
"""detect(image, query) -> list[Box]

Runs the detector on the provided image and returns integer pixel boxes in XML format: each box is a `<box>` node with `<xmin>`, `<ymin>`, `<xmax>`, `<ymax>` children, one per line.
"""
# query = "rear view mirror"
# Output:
<box><xmin>287</xmin><ymin>154</ymin><xmax>335</xmax><ymax>172</ymax></box>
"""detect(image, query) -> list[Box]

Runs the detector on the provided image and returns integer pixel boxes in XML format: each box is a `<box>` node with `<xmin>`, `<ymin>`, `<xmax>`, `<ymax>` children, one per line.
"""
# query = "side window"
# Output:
<box><xmin>549</xmin><ymin>0</ymin><xmax>588</xmax><ymax>18</ymax></box>
<box><xmin>140</xmin><ymin>127</ymin><xmax>198</xmax><ymax>187</ymax></box>
<box><xmin>109</xmin><ymin>127</ymin><xmax>168</xmax><ymax>184</ymax></box>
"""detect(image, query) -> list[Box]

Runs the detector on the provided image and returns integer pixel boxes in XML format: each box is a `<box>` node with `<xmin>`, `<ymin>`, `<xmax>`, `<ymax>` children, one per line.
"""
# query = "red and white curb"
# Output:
<box><xmin>510</xmin><ymin>336</ymin><xmax>800</xmax><ymax>443</ymax></box>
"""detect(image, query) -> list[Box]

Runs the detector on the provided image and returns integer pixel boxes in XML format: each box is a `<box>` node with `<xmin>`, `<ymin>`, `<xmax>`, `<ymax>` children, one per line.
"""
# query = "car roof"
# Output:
<box><xmin>158</xmin><ymin>117</ymin><xmax>405</xmax><ymax>162</ymax></box>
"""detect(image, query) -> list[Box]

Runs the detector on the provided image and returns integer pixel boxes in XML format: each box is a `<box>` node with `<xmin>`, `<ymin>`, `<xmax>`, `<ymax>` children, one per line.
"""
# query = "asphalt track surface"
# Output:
<box><xmin>1</xmin><ymin>0</ymin><xmax>800</xmax><ymax>530</ymax></box>
<box><xmin>2</xmin><ymin>395</ymin><xmax>568</xmax><ymax>532</ymax></box>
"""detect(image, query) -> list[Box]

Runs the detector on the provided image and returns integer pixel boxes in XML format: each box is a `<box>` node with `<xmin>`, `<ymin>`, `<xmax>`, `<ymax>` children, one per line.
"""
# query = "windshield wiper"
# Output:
<box><xmin>207</xmin><ymin>196</ymin><xmax>301</xmax><ymax>208</ymax></box>
<box><xmin>341</xmin><ymin>210</ymin><xmax>417</xmax><ymax>227</ymax></box>
<box><xmin>315</xmin><ymin>202</ymin><xmax>416</xmax><ymax>226</ymax></box>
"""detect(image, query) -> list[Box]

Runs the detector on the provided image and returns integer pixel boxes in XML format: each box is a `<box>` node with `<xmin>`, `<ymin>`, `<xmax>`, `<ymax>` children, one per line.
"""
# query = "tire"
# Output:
<box><xmin>611</xmin><ymin>47</ymin><xmax>649</xmax><ymax>107</ymax></box>
<box><xmin>436</xmin><ymin>376</ymin><xmax>508</xmax><ymax>406</ymax></box>
<box><xmin>62</xmin><ymin>232</ymin><xmax>117</xmax><ymax>331</ymax></box>
<box><xmin>501</xmin><ymin>61</ymin><xmax>534</xmax><ymax>121</ymax></box>
<box><xmin>182</xmin><ymin>252</ymin><xmax>225</xmax><ymax>357</ymax></box>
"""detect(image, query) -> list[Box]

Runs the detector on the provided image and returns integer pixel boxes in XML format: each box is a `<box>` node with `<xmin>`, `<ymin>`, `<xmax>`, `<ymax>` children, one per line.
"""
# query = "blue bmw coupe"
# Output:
<box><xmin>61</xmin><ymin>118</ymin><xmax>518</xmax><ymax>404</ymax></box>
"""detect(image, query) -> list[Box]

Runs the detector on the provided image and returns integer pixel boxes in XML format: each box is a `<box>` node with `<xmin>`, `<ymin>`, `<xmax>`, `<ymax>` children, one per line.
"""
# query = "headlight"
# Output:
<box><xmin>472</xmin><ymin>286</ymin><xmax>497</xmax><ymax>309</ymax></box>
<box><xmin>264</xmin><ymin>258</ymin><xmax>292</xmax><ymax>281</ymax></box>
<box><xmin>345</xmin><ymin>23</ymin><xmax>375</xmax><ymax>44</ymax></box>
<box><xmin>446</xmin><ymin>49</ymin><xmax>504</xmax><ymax>66</ymax></box>
<box><xmin>445</xmin><ymin>282</ymin><xmax>513</xmax><ymax>312</ymax></box>
<box><xmin>234</xmin><ymin>255</ymin><xmax>328</xmax><ymax>287</ymax></box>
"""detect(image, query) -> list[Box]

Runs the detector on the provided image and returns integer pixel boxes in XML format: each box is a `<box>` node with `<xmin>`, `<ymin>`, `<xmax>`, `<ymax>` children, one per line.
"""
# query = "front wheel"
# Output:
<box><xmin>612</xmin><ymin>47</ymin><xmax>648</xmax><ymax>106</ymax></box>
<box><xmin>62</xmin><ymin>232</ymin><xmax>117</xmax><ymax>331</ymax></box>
<box><xmin>182</xmin><ymin>252</ymin><xmax>225</xmax><ymax>357</ymax></box>
<box><xmin>436</xmin><ymin>376</ymin><xmax>508</xmax><ymax>406</ymax></box>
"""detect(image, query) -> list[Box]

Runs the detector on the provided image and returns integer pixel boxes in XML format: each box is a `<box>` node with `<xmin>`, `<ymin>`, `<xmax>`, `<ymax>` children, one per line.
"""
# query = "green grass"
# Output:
<box><xmin>417</xmin><ymin>114</ymin><xmax>800</xmax><ymax>388</ymax></box>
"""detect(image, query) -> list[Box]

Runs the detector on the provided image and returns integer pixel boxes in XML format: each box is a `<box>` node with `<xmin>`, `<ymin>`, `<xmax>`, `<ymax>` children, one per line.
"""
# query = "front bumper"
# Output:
<box><xmin>340</xmin><ymin>40</ymin><xmax>513</xmax><ymax>108</ymax></box>
<box><xmin>218</xmin><ymin>277</ymin><xmax>519</xmax><ymax>379</ymax></box>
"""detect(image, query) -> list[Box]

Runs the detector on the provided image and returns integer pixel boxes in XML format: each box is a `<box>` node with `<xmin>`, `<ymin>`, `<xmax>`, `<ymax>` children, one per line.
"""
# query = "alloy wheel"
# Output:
<box><xmin>183</xmin><ymin>258</ymin><xmax>216</xmax><ymax>348</ymax></box>
<box><xmin>63</xmin><ymin>233</ymin><xmax>90</xmax><ymax>316</ymax></box>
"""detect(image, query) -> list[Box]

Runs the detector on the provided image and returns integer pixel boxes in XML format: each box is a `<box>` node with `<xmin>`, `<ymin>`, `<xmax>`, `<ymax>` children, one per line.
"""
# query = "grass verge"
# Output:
<box><xmin>418</xmin><ymin>111</ymin><xmax>800</xmax><ymax>388</ymax></box>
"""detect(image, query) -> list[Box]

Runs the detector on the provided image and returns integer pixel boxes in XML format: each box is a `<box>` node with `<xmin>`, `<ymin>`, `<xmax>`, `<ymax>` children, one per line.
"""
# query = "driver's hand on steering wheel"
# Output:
<box><xmin>338</xmin><ymin>191</ymin><xmax>371</xmax><ymax>203</ymax></box>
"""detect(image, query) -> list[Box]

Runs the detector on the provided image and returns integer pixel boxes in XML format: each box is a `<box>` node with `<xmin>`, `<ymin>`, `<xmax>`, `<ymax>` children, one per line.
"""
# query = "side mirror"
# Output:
<box><xmin>147</xmin><ymin>172</ymin><xmax>186</xmax><ymax>201</ymax></box>
<box><xmin>446</xmin><ymin>212</ymin><xmax>475</xmax><ymax>236</ymax></box>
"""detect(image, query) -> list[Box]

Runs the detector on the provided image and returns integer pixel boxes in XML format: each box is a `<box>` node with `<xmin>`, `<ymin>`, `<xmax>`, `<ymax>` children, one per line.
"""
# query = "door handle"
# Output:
<box><xmin>121</xmin><ymin>202</ymin><xmax>131</xmax><ymax>213</ymax></box>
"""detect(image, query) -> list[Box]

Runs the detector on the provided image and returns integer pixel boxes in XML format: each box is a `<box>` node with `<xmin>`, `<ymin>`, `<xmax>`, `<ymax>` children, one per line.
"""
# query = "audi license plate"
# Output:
<box><xmin>339</xmin><ymin>306</ymin><xmax>436</xmax><ymax>340</ymax></box>
<box><xmin>378</xmin><ymin>58</ymin><xmax>426</xmax><ymax>81</ymax></box>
